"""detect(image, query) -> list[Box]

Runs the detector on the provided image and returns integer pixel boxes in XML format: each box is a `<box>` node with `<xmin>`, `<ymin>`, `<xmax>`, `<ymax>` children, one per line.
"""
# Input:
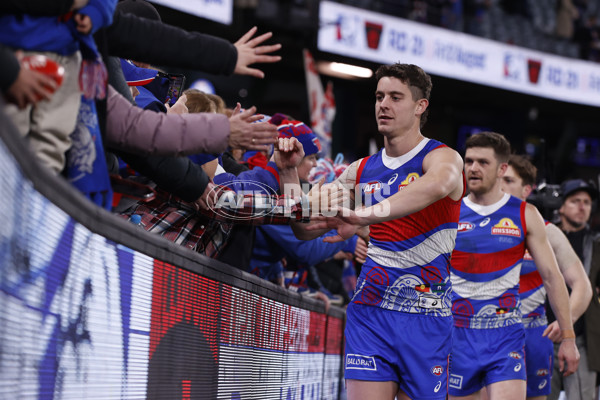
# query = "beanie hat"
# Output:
<box><xmin>116</xmin><ymin>0</ymin><xmax>161</xmax><ymax>21</ymax></box>
<box><xmin>120</xmin><ymin>59</ymin><xmax>158</xmax><ymax>86</ymax></box>
<box><xmin>269</xmin><ymin>113</ymin><xmax>321</xmax><ymax>156</ymax></box>
<box><xmin>560</xmin><ymin>179</ymin><xmax>597</xmax><ymax>202</ymax></box>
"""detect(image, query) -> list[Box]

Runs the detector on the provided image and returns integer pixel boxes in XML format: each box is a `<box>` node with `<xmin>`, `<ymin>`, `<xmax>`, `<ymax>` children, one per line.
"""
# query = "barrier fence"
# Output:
<box><xmin>0</xmin><ymin>106</ymin><xmax>345</xmax><ymax>400</ymax></box>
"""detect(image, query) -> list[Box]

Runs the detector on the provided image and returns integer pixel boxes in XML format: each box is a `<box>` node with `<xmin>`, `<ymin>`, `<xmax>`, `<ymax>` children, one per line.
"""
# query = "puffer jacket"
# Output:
<box><xmin>105</xmin><ymin>85</ymin><xmax>229</xmax><ymax>156</ymax></box>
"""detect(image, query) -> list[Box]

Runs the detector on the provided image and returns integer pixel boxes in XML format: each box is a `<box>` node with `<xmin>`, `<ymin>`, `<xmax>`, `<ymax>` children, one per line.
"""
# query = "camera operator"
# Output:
<box><xmin>550</xmin><ymin>179</ymin><xmax>600</xmax><ymax>400</ymax></box>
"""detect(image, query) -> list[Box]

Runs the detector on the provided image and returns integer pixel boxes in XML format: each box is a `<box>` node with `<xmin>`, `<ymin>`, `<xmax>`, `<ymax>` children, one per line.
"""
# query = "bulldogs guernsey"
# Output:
<box><xmin>451</xmin><ymin>193</ymin><xmax>527</xmax><ymax>329</ymax></box>
<box><xmin>519</xmin><ymin>221</ymin><xmax>551</xmax><ymax>329</ymax></box>
<box><xmin>352</xmin><ymin>138</ymin><xmax>461</xmax><ymax>316</ymax></box>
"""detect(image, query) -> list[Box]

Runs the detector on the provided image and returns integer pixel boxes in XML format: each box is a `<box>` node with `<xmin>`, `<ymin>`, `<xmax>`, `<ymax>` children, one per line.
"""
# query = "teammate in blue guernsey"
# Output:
<box><xmin>276</xmin><ymin>63</ymin><xmax>465</xmax><ymax>400</ymax></box>
<box><xmin>500</xmin><ymin>155</ymin><xmax>592</xmax><ymax>400</ymax></box>
<box><xmin>448</xmin><ymin>132</ymin><xmax>579</xmax><ymax>400</ymax></box>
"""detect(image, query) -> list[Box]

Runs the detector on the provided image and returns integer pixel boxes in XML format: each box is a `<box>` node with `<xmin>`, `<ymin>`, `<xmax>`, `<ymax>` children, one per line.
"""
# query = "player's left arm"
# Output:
<box><xmin>357</xmin><ymin>146</ymin><xmax>463</xmax><ymax>225</ymax></box>
<box><xmin>525</xmin><ymin>204</ymin><xmax>580</xmax><ymax>376</ymax></box>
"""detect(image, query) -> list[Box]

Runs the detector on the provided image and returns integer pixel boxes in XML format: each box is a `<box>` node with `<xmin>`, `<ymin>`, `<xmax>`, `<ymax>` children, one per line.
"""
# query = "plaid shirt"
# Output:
<box><xmin>120</xmin><ymin>188</ymin><xmax>309</xmax><ymax>258</ymax></box>
<box><xmin>201</xmin><ymin>189</ymin><xmax>310</xmax><ymax>225</ymax></box>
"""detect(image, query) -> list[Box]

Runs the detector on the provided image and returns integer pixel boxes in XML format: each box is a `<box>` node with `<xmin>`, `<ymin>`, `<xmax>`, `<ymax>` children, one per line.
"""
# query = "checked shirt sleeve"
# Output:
<box><xmin>199</xmin><ymin>188</ymin><xmax>310</xmax><ymax>225</ymax></box>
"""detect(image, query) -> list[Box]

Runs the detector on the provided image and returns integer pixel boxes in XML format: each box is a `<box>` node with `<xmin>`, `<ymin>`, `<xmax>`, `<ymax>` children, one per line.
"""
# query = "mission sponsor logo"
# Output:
<box><xmin>458</xmin><ymin>222</ymin><xmax>474</xmax><ymax>232</ymax></box>
<box><xmin>346</xmin><ymin>354</ymin><xmax>377</xmax><ymax>370</ymax></box>
<box><xmin>491</xmin><ymin>218</ymin><xmax>521</xmax><ymax>237</ymax></box>
<box><xmin>523</xmin><ymin>250</ymin><xmax>533</xmax><ymax>260</ymax></box>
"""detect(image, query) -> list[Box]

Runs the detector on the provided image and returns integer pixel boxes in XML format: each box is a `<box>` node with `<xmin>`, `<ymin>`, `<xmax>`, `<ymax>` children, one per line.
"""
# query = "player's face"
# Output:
<box><xmin>501</xmin><ymin>166</ymin><xmax>530</xmax><ymax>200</ymax></box>
<box><xmin>298</xmin><ymin>154</ymin><xmax>318</xmax><ymax>182</ymax></box>
<box><xmin>375</xmin><ymin>77</ymin><xmax>426</xmax><ymax>136</ymax></box>
<box><xmin>464</xmin><ymin>147</ymin><xmax>505</xmax><ymax>195</ymax></box>
<box><xmin>559</xmin><ymin>191</ymin><xmax>592</xmax><ymax>230</ymax></box>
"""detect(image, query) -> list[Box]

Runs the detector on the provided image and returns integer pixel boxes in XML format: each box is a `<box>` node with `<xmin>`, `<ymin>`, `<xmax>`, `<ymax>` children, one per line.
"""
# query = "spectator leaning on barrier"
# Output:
<box><xmin>548</xmin><ymin>178</ymin><xmax>600</xmax><ymax>400</ymax></box>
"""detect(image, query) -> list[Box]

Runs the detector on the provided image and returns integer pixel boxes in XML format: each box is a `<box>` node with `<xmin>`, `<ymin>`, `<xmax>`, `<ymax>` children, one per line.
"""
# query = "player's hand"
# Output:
<box><xmin>320</xmin><ymin>181</ymin><xmax>352</xmax><ymax>210</ymax></box>
<box><xmin>228</xmin><ymin>103</ymin><xmax>278</xmax><ymax>151</ymax></box>
<box><xmin>166</xmin><ymin>94</ymin><xmax>188</xmax><ymax>114</ymax></box>
<box><xmin>233</xmin><ymin>26</ymin><xmax>282</xmax><ymax>78</ymax></box>
<box><xmin>557</xmin><ymin>338</ymin><xmax>580</xmax><ymax>376</ymax></box>
<box><xmin>273</xmin><ymin>137</ymin><xmax>304</xmax><ymax>170</ymax></box>
<box><xmin>354</xmin><ymin>236</ymin><xmax>368</xmax><ymax>264</ymax></box>
<box><xmin>307</xmin><ymin>208</ymin><xmax>362</xmax><ymax>243</ymax></box>
<box><xmin>542</xmin><ymin>321</ymin><xmax>562</xmax><ymax>343</ymax></box>
<box><xmin>74</xmin><ymin>13</ymin><xmax>92</xmax><ymax>34</ymax></box>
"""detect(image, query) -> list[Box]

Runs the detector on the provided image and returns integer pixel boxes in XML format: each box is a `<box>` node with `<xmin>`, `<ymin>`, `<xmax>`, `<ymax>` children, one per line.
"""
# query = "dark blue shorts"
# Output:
<box><xmin>524</xmin><ymin>325</ymin><xmax>553</xmax><ymax>396</ymax></box>
<box><xmin>449</xmin><ymin>324</ymin><xmax>526</xmax><ymax>396</ymax></box>
<box><xmin>344</xmin><ymin>303</ymin><xmax>452</xmax><ymax>400</ymax></box>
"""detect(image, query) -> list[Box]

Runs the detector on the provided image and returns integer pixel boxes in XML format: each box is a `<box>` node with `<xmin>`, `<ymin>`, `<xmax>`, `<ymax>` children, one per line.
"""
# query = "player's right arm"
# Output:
<box><xmin>543</xmin><ymin>223</ymin><xmax>593</xmax><ymax>341</ymax></box>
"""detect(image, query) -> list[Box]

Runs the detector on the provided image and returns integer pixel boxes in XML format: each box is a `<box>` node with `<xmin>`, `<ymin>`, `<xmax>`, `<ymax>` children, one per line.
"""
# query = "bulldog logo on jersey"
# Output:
<box><xmin>398</xmin><ymin>172</ymin><xmax>419</xmax><ymax>191</ymax></box>
<box><xmin>491</xmin><ymin>218</ymin><xmax>521</xmax><ymax>237</ymax></box>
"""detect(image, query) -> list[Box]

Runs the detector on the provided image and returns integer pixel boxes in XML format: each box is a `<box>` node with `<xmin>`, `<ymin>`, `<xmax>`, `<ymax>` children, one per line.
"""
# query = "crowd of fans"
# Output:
<box><xmin>0</xmin><ymin>0</ymin><xmax>365</xmax><ymax>311</ymax></box>
<box><xmin>348</xmin><ymin>0</ymin><xmax>600</xmax><ymax>62</ymax></box>
<box><xmin>1</xmin><ymin>4</ymin><xmax>599</xmax><ymax>399</ymax></box>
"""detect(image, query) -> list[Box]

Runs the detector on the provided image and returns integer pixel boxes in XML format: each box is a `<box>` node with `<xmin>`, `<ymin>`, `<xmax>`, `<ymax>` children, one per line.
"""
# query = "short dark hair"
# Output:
<box><xmin>465</xmin><ymin>131</ymin><xmax>511</xmax><ymax>163</ymax></box>
<box><xmin>375</xmin><ymin>63</ymin><xmax>432</xmax><ymax>128</ymax></box>
<box><xmin>508</xmin><ymin>154</ymin><xmax>537</xmax><ymax>186</ymax></box>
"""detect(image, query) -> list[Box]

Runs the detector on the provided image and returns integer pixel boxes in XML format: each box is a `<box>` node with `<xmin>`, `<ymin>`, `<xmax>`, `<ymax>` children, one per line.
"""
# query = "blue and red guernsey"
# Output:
<box><xmin>519</xmin><ymin>220</ymin><xmax>551</xmax><ymax>328</ymax></box>
<box><xmin>352</xmin><ymin>138</ymin><xmax>462</xmax><ymax>316</ymax></box>
<box><xmin>451</xmin><ymin>193</ymin><xmax>527</xmax><ymax>329</ymax></box>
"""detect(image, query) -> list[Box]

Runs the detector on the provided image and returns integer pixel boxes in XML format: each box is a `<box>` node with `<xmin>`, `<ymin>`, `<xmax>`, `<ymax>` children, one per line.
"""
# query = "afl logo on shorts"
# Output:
<box><xmin>431</xmin><ymin>365</ymin><xmax>444</xmax><ymax>376</ymax></box>
<box><xmin>536</xmin><ymin>369</ymin><xmax>549</xmax><ymax>376</ymax></box>
<box><xmin>508</xmin><ymin>351</ymin><xmax>522</xmax><ymax>359</ymax></box>
<box><xmin>458</xmin><ymin>222</ymin><xmax>474</xmax><ymax>232</ymax></box>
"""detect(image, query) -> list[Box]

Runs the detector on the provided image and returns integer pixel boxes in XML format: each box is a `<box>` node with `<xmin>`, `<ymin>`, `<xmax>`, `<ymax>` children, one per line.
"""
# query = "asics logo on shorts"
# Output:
<box><xmin>538</xmin><ymin>380</ymin><xmax>547</xmax><ymax>389</ymax></box>
<box><xmin>346</xmin><ymin>354</ymin><xmax>377</xmax><ymax>370</ymax></box>
<box><xmin>514</xmin><ymin>363</ymin><xmax>522</xmax><ymax>372</ymax></box>
<box><xmin>434</xmin><ymin>381</ymin><xmax>442</xmax><ymax>393</ymax></box>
